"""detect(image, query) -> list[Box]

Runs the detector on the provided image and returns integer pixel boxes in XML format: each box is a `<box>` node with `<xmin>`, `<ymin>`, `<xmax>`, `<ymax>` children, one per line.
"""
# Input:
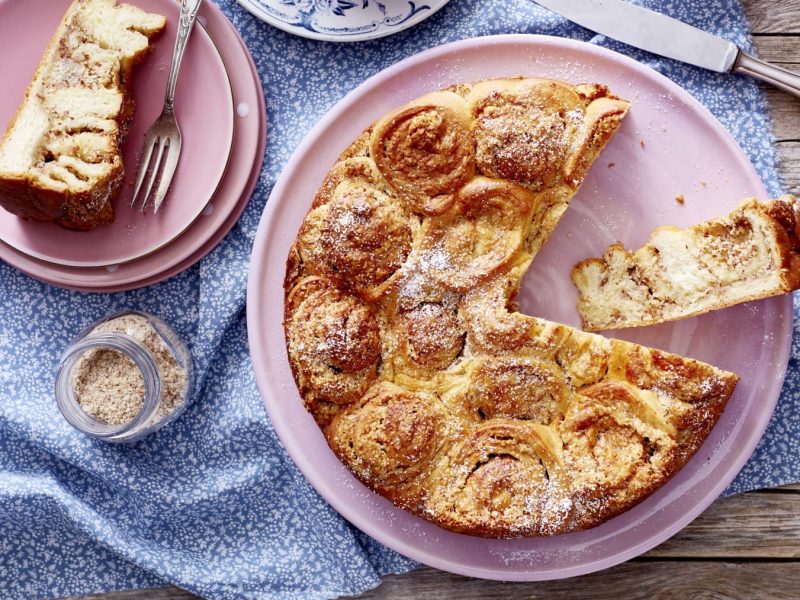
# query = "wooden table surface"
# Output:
<box><xmin>74</xmin><ymin>1</ymin><xmax>800</xmax><ymax>598</ymax></box>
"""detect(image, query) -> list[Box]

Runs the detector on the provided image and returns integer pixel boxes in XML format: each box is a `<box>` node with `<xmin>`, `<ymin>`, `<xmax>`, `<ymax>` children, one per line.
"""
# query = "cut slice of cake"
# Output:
<box><xmin>0</xmin><ymin>0</ymin><xmax>166</xmax><ymax>230</ymax></box>
<box><xmin>572</xmin><ymin>195</ymin><xmax>800</xmax><ymax>331</ymax></box>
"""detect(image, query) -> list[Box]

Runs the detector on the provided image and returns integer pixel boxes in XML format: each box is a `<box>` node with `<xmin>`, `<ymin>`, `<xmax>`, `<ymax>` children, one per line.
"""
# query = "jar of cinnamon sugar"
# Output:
<box><xmin>55</xmin><ymin>311</ymin><xmax>194</xmax><ymax>443</ymax></box>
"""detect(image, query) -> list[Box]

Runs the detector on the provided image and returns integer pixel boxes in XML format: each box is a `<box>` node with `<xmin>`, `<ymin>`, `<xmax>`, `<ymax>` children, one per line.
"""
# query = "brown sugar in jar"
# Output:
<box><xmin>55</xmin><ymin>311</ymin><xmax>194</xmax><ymax>443</ymax></box>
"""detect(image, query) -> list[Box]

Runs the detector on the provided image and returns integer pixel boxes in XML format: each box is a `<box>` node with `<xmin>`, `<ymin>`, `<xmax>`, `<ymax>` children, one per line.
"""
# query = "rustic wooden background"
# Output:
<box><xmin>71</xmin><ymin>0</ymin><xmax>800</xmax><ymax>598</ymax></box>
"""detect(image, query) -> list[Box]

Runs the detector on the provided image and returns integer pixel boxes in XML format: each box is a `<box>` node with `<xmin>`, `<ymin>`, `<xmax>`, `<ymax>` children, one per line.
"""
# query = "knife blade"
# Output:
<box><xmin>532</xmin><ymin>0</ymin><xmax>800</xmax><ymax>99</ymax></box>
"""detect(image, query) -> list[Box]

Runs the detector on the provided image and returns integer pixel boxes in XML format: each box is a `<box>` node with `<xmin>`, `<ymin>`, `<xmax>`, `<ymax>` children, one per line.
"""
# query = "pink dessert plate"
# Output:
<box><xmin>247</xmin><ymin>35</ymin><xmax>792</xmax><ymax>580</ymax></box>
<box><xmin>0</xmin><ymin>0</ymin><xmax>266</xmax><ymax>292</ymax></box>
<box><xmin>0</xmin><ymin>0</ymin><xmax>234</xmax><ymax>268</ymax></box>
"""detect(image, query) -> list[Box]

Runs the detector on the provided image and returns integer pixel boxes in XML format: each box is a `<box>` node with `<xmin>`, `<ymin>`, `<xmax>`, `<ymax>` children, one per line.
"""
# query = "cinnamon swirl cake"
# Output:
<box><xmin>0</xmin><ymin>0</ymin><xmax>166</xmax><ymax>230</ymax></box>
<box><xmin>572</xmin><ymin>196</ymin><xmax>800</xmax><ymax>331</ymax></box>
<box><xmin>283</xmin><ymin>78</ymin><xmax>739</xmax><ymax>537</ymax></box>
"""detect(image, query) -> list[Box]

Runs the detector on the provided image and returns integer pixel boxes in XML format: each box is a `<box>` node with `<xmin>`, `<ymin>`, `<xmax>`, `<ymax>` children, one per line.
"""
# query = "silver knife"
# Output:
<box><xmin>532</xmin><ymin>0</ymin><xmax>800</xmax><ymax>99</ymax></box>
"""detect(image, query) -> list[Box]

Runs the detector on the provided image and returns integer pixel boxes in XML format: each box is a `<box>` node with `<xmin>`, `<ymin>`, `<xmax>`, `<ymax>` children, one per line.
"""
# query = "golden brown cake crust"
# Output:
<box><xmin>0</xmin><ymin>164</ymin><xmax>121</xmax><ymax>230</ymax></box>
<box><xmin>283</xmin><ymin>78</ymin><xmax>738</xmax><ymax>538</ymax></box>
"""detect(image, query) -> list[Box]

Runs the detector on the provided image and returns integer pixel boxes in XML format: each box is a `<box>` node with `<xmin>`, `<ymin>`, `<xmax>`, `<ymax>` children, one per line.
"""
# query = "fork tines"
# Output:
<box><xmin>130</xmin><ymin>118</ymin><xmax>182</xmax><ymax>214</ymax></box>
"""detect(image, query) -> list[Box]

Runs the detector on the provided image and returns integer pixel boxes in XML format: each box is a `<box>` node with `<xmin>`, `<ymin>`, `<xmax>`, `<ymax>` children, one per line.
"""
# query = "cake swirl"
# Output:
<box><xmin>398</xmin><ymin>301</ymin><xmax>464</xmax><ymax>370</ymax></box>
<box><xmin>370</xmin><ymin>91</ymin><xmax>475</xmax><ymax>215</ymax></box>
<box><xmin>298</xmin><ymin>170</ymin><xmax>412</xmax><ymax>300</ymax></box>
<box><xmin>283</xmin><ymin>77</ymin><xmax>739</xmax><ymax>538</ymax></box>
<box><xmin>461</xmin><ymin>268</ymin><xmax>570</xmax><ymax>356</ymax></box>
<box><xmin>456</xmin><ymin>356</ymin><xmax>568</xmax><ymax>424</ymax></box>
<box><xmin>285</xmin><ymin>278</ymin><xmax>382</xmax><ymax>424</ymax></box>
<box><xmin>327</xmin><ymin>382</ymin><xmax>452</xmax><ymax>505</ymax></box>
<box><xmin>424</xmin><ymin>420</ymin><xmax>572</xmax><ymax>537</ymax></box>
<box><xmin>560</xmin><ymin>381</ymin><xmax>678</xmax><ymax>524</ymax></box>
<box><xmin>418</xmin><ymin>177</ymin><xmax>537</xmax><ymax>292</ymax></box>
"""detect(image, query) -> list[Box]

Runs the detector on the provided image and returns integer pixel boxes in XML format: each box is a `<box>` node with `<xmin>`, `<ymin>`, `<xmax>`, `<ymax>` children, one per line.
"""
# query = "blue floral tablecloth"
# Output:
<box><xmin>0</xmin><ymin>0</ymin><xmax>796</xmax><ymax>598</ymax></box>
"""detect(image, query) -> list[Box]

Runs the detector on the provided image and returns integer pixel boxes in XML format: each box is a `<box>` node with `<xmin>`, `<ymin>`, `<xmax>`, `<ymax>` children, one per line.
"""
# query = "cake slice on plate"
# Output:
<box><xmin>572</xmin><ymin>195</ymin><xmax>800</xmax><ymax>331</ymax></box>
<box><xmin>0</xmin><ymin>0</ymin><xmax>166</xmax><ymax>230</ymax></box>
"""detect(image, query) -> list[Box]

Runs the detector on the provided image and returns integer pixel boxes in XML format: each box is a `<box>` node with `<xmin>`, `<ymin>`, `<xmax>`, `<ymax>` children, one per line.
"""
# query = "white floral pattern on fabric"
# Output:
<box><xmin>0</xmin><ymin>0</ymin><xmax>790</xmax><ymax>598</ymax></box>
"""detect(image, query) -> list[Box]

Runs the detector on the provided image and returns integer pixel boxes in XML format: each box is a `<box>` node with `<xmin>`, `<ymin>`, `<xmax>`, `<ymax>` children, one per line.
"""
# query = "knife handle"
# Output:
<box><xmin>733</xmin><ymin>50</ymin><xmax>800</xmax><ymax>99</ymax></box>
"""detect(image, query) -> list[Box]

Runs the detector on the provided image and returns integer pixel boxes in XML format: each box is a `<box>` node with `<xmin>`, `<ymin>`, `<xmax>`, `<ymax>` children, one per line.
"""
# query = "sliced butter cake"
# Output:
<box><xmin>572</xmin><ymin>196</ymin><xmax>800</xmax><ymax>331</ymax></box>
<box><xmin>0</xmin><ymin>0</ymin><xmax>166</xmax><ymax>230</ymax></box>
<box><xmin>282</xmin><ymin>78</ymin><xmax>739</xmax><ymax>537</ymax></box>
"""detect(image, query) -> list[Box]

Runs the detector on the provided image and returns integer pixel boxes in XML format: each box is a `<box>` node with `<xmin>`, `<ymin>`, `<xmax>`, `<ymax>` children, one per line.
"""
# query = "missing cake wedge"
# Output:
<box><xmin>0</xmin><ymin>0</ymin><xmax>166</xmax><ymax>231</ymax></box>
<box><xmin>572</xmin><ymin>195</ymin><xmax>800</xmax><ymax>331</ymax></box>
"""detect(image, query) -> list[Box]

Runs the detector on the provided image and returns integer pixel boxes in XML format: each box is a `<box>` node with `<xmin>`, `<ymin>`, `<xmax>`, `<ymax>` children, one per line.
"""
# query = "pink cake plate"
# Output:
<box><xmin>247</xmin><ymin>35</ymin><xmax>792</xmax><ymax>580</ymax></box>
<box><xmin>0</xmin><ymin>0</ymin><xmax>266</xmax><ymax>291</ymax></box>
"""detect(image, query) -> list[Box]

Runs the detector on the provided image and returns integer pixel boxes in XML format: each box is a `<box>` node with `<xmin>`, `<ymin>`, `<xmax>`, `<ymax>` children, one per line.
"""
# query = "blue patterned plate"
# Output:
<box><xmin>235</xmin><ymin>0</ymin><xmax>450</xmax><ymax>41</ymax></box>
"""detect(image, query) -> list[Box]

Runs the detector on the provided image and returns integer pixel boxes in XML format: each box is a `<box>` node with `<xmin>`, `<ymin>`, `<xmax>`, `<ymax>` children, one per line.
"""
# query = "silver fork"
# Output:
<box><xmin>131</xmin><ymin>0</ymin><xmax>203</xmax><ymax>214</ymax></box>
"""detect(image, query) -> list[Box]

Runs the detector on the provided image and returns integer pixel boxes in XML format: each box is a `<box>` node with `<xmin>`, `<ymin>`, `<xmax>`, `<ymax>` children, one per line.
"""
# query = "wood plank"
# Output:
<box><xmin>763</xmin><ymin>88</ymin><xmax>800</xmax><ymax>142</ymax></box>
<box><xmin>645</xmin><ymin>491</ymin><xmax>800</xmax><ymax>558</ymax></box>
<box><xmin>777</xmin><ymin>141</ymin><xmax>800</xmax><ymax>194</ymax></box>
<box><xmin>743</xmin><ymin>0</ymin><xmax>800</xmax><ymax>34</ymax></box>
<box><xmin>751</xmin><ymin>37</ymin><xmax>800</xmax><ymax>145</ymax></box>
<box><xmin>354</xmin><ymin>562</ymin><xmax>800</xmax><ymax>599</ymax></box>
<box><xmin>753</xmin><ymin>36</ymin><xmax>800</xmax><ymax>64</ymax></box>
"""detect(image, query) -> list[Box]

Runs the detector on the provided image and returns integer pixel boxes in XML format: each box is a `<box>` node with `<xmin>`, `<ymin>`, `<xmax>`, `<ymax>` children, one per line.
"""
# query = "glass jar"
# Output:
<box><xmin>55</xmin><ymin>311</ymin><xmax>194</xmax><ymax>443</ymax></box>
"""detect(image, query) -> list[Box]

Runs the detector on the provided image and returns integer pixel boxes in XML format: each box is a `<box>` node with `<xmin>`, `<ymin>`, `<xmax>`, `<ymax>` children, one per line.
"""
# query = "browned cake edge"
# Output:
<box><xmin>318</xmin><ymin>339</ymin><xmax>738</xmax><ymax>538</ymax></box>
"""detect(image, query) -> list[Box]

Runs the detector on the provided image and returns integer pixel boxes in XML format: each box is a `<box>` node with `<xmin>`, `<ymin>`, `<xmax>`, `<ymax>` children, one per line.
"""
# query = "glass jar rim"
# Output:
<box><xmin>55</xmin><ymin>332</ymin><xmax>162</xmax><ymax>439</ymax></box>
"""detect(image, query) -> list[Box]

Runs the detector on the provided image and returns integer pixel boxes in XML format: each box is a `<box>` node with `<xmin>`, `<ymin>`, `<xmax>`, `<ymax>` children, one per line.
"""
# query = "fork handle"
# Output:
<box><xmin>165</xmin><ymin>0</ymin><xmax>203</xmax><ymax>111</ymax></box>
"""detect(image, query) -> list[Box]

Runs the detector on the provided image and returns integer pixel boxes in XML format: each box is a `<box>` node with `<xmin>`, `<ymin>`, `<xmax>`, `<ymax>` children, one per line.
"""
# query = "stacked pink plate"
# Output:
<box><xmin>0</xmin><ymin>0</ymin><xmax>266</xmax><ymax>292</ymax></box>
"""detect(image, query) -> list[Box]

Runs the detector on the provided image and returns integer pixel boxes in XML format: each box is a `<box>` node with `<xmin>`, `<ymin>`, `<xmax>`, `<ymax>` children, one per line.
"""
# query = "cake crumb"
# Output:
<box><xmin>675</xmin><ymin>194</ymin><xmax>685</xmax><ymax>205</ymax></box>
<box><xmin>640</xmin><ymin>140</ymin><xmax>646</xmax><ymax>149</ymax></box>
<box><xmin>607</xmin><ymin>162</ymin><xmax>615</xmax><ymax>169</ymax></box>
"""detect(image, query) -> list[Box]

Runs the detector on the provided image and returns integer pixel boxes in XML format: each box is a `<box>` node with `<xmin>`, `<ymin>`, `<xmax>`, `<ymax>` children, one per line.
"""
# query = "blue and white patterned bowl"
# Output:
<box><xmin>235</xmin><ymin>0</ymin><xmax>451</xmax><ymax>41</ymax></box>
